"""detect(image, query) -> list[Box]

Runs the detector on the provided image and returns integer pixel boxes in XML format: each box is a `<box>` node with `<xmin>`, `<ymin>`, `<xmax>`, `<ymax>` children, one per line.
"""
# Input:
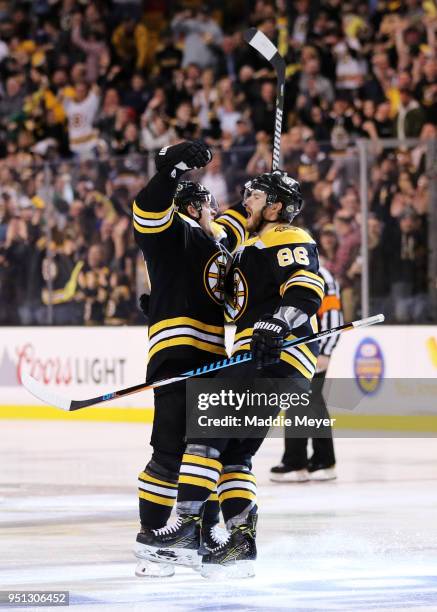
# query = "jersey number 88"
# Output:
<box><xmin>277</xmin><ymin>246</ymin><xmax>309</xmax><ymax>267</ymax></box>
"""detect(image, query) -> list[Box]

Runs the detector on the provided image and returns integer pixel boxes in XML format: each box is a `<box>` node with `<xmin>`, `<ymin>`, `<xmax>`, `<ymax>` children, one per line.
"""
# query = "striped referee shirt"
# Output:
<box><xmin>318</xmin><ymin>266</ymin><xmax>344</xmax><ymax>357</ymax></box>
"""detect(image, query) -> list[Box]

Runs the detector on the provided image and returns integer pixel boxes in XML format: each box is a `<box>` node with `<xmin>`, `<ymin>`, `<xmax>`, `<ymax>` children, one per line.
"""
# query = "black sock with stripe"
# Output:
<box><xmin>138</xmin><ymin>461</ymin><xmax>178</xmax><ymax>529</ymax></box>
<box><xmin>217</xmin><ymin>465</ymin><xmax>257</xmax><ymax>527</ymax></box>
<box><xmin>202</xmin><ymin>489</ymin><xmax>220</xmax><ymax>526</ymax></box>
<box><xmin>176</xmin><ymin>444</ymin><xmax>222</xmax><ymax>516</ymax></box>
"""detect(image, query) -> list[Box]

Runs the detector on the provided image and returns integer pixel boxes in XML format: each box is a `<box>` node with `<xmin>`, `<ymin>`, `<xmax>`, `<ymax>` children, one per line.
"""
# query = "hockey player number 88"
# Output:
<box><xmin>277</xmin><ymin>246</ymin><xmax>309</xmax><ymax>267</ymax></box>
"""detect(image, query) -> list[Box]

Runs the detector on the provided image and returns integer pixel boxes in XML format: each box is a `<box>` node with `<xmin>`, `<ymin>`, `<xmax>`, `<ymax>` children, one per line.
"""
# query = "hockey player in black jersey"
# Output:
<box><xmin>132</xmin><ymin>140</ymin><xmax>247</xmax><ymax>576</ymax></box>
<box><xmin>144</xmin><ymin>170</ymin><xmax>324</xmax><ymax>578</ymax></box>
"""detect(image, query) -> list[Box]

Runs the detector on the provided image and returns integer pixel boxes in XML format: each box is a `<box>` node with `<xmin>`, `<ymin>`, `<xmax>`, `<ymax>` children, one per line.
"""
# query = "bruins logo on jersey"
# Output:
<box><xmin>204</xmin><ymin>251</ymin><xmax>227</xmax><ymax>304</ymax></box>
<box><xmin>225</xmin><ymin>267</ymin><xmax>248</xmax><ymax>321</ymax></box>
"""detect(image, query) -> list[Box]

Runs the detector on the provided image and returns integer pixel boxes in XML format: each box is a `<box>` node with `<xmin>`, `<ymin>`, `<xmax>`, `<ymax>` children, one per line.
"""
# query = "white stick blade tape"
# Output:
<box><xmin>21</xmin><ymin>372</ymin><xmax>71</xmax><ymax>411</ymax></box>
<box><xmin>249</xmin><ymin>30</ymin><xmax>277</xmax><ymax>61</ymax></box>
<box><xmin>352</xmin><ymin>314</ymin><xmax>385</xmax><ymax>328</ymax></box>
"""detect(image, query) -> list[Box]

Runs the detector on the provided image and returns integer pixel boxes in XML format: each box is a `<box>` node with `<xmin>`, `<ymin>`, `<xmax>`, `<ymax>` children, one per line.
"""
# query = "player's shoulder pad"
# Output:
<box><xmin>261</xmin><ymin>225</ymin><xmax>316</xmax><ymax>248</ymax></box>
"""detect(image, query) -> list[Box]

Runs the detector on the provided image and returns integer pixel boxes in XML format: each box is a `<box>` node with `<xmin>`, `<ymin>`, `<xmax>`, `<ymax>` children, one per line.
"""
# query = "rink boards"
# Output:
<box><xmin>0</xmin><ymin>325</ymin><xmax>436</xmax><ymax>431</ymax></box>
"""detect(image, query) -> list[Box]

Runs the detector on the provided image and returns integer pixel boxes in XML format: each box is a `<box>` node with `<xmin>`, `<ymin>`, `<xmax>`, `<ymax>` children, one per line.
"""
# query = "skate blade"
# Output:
<box><xmin>200</xmin><ymin>560</ymin><xmax>255</xmax><ymax>579</ymax></box>
<box><xmin>135</xmin><ymin>543</ymin><xmax>200</xmax><ymax>568</ymax></box>
<box><xmin>135</xmin><ymin>559</ymin><xmax>175</xmax><ymax>578</ymax></box>
<box><xmin>270</xmin><ymin>469</ymin><xmax>310</xmax><ymax>483</ymax></box>
<box><xmin>309</xmin><ymin>468</ymin><xmax>337</xmax><ymax>481</ymax></box>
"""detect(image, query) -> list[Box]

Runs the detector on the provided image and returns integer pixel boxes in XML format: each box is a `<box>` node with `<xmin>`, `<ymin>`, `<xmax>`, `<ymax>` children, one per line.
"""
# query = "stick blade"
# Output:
<box><xmin>352</xmin><ymin>314</ymin><xmax>385</xmax><ymax>328</ymax></box>
<box><xmin>243</xmin><ymin>28</ymin><xmax>278</xmax><ymax>61</ymax></box>
<box><xmin>21</xmin><ymin>372</ymin><xmax>72</xmax><ymax>411</ymax></box>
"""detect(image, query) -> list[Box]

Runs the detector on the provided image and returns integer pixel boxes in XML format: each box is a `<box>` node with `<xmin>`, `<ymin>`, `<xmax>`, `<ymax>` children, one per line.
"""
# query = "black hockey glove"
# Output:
<box><xmin>139</xmin><ymin>293</ymin><xmax>150</xmax><ymax>319</ymax></box>
<box><xmin>251</xmin><ymin>315</ymin><xmax>289</xmax><ymax>370</ymax></box>
<box><xmin>155</xmin><ymin>140</ymin><xmax>212</xmax><ymax>178</ymax></box>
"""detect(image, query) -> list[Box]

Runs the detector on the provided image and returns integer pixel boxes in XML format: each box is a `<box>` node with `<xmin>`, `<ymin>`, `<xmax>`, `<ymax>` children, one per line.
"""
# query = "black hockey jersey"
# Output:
<box><xmin>132</xmin><ymin>172</ymin><xmax>247</xmax><ymax>382</ymax></box>
<box><xmin>226</xmin><ymin>224</ymin><xmax>324</xmax><ymax>380</ymax></box>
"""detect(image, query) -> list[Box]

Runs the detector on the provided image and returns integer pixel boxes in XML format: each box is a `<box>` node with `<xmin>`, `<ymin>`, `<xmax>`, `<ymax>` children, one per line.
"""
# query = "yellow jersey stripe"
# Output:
<box><xmin>291</xmin><ymin>269</ymin><xmax>324</xmax><ymax>283</ymax></box>
<box><xmin>285</xmin><ymin>335</ymin><xmax>318</xmax><ymax>366</ymax></box>
<box><xmin>219</xmin><ymin>472</ymin><xmax>256</xmax><ymax>484</ymax></box>
<box><xmin>149</xmin><ymin>317</ymin><xmax>225</xmax><ymax>337</ymax></box>
<box><xmin>218</xmin><ymin>490</ymin><xmax>256</xmax><ymax>502</ymax></box>
<box><xmin>178</xmin><ymin>475</ymin><xmax>217</xmax><ymax>491</ymax></box>
<box><xmin>139</xmin><ymin>491</ymin><xmax>175</xmax><ymax>506</ymax></box>
<box><xmin>183</xmin><ymin>454</ymin><xmax>222</xmax><ymax>471</ymax></box>
<box><xmin>133</xmin><ymin>215</ymin><xmax>174</xmax><ymax>234</ymax></box>
<box><xmin>234</xmin><ymin>327</ymin><xmax>253</xmax><ymax>341</ymax></box>
<box><xmin>215</xmin><ymin>217</ymin><xmax>241</xmax><ymax>240</ymax></box>
<box><xmin>148</xmin><ymin>337</ymin><xmax>227</xmax><ymax>361</ymax></box>
<box><xmin>138</xmin><ymin>472</ymin><xmax>178</xmax><ymax>488</ymax></box>
<box><xmin>133</xmin><ymin>201</ymin><xmax>173</xmax><ymax>220</ymax></box>
<box><xmin>222</xmin><ymin>208</ymin><xmax>247</xmax><ymax>226</ymax></box>
<box><xmin>233</xmin><ymin>343</ymin><xmax>251</xmax><ymax>354</ymax></box>
<box><xmin>279</xmin><ymin>353</ymin><xmax>313</xmax><ymax>379</ymax></box>
<box><xmin>282</xmin><ymin>280</ymin><xmax>324</xmax><ymax>301</ymax></box>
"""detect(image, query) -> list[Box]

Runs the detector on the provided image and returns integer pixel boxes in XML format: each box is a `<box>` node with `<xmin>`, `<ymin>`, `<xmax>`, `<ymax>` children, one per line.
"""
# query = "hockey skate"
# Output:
<box><xmin>270</xmin><ymin>464</ymin><xmax>310</xmax><ymax>483</ymax></box>
<box><xmin>198</xmin><ymin>522</ymin><xmax>229</xmax><ymax>555</ymax></box>
<box><xmin>200</xmin><ymin>514</ymin><xmax>257</xmax><ymax>579</ymax></box>
<box><xmin>134</xmin><ymin>514</ymin><xmax>201</xmax><ymax>568</ymax></box>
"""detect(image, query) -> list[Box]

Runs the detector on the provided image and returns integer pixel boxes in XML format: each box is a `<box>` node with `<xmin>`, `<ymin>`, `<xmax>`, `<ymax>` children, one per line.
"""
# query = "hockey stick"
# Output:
<box><xmin>244</xmin><ymin>28</ymin><xmax>286</xmax><ymax>171</ymax></box>
<box><xmin>21</xmin><ymin>314</ymin><xmax>384</xmax><ymax>411</ymax></box>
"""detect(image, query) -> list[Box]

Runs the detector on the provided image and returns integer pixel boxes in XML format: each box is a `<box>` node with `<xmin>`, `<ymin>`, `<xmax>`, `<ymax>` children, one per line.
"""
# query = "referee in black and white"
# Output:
<box><xmin>270</xmin><ymin>265</ymin><xmax>343</xmax><ymax>482</ymax></box>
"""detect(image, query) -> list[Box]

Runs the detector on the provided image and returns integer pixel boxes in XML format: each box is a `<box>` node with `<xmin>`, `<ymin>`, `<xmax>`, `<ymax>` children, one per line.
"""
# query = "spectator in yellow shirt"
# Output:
<box><xmin>111</xmin><ymin>18</ymin><xmax>149</xmax><ymax>71</ymax></box>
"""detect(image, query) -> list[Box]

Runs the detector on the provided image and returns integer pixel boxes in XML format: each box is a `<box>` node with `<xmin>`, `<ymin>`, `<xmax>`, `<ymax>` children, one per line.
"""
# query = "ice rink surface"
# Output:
<box><xmin>1</xmin><ymin>420</ymin><xmax>437</xmax><ymax>612</ymax></box>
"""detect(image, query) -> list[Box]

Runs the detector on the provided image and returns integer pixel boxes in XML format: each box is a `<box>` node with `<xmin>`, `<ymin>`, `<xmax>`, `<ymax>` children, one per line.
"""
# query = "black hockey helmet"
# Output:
<box><xmin>174</xmin><ymin>181</ymin><xmax>217</xmax><ymax>217</ymax></box>
<box><xmin>243</xmin><ymin>170</ymin><xmax>304</xmax><ymax>223</ymax></box>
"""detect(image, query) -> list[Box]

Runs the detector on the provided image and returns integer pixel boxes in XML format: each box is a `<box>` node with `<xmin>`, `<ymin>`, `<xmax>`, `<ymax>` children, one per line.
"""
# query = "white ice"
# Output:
<box><xmin>1</xmin><ymin>420</ymin><xmax>437</xmax><ymax>611</ymax></box>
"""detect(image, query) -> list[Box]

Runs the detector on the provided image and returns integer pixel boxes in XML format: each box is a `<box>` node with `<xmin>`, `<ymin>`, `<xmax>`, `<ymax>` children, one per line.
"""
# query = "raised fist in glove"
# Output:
<box><xmin>251</xmin><ymin>314</ymin><xmax>289</xmax><ymax>370</ymax></box>
<box><xmin>155</xmin><ymin>140</ymin><xmax>212</xmax><ymax>178</ymax></box>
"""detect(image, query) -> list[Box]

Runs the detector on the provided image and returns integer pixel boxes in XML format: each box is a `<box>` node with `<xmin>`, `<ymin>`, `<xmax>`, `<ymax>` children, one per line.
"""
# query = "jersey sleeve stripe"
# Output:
<box><xmin>133</xmin><ymin>200</ymin><xmax>174</xmax><ymax>220</ymax></box>
<box><xmin>133</xmin><ymin>207</ymin><xmax>174</xmax><ymax>227</ymax></box>
<box><xmin>279</xmin><ymin>352</ymin><xmax>314</xmax><ymax>379</ymax></box>
<box><xmin>234</xmin><ymin>327</ymin><xmax>253</xmax><ymax>341</ymax></box>
<box><xmin>216</xmin><ymin>210</ymin><xmax>247</xmax><ymax>239</ymax></box>
<box><xmin>223</xmin><ymin>208</ymin><xmax>246</xmax><ymax>225</ymax></box>
<box><xmin>133</xmin><ymin>215</ymin><xmax>174</xmax><ymax>234</ymax></box>
<box><xmin>282</xmin><ymin>346</ymin><xmax>316</xmax><ymax>374</ymax></box>
<box><xmin>281</xmin><ymin>278</ymin><xmax>324</xmax><ymax>300</ymax></box>
<box><xmin>149</xmin><ymin>316</ymin><xmax>225</xmax><ymax>337</ymax></box>
<box><xmin>291</xmin><ymin>269</ymin><xmax>324</xmax><ymax>284</ymax></box>
<box><xmin>284</xmin><ymin>336</ymin><xmax>318</xmax><ymax>366</ymax></box>
<box><xmin>215</xmin><ymin>216</ymin><xmax>246</xmax><ymax>246</ymax></box>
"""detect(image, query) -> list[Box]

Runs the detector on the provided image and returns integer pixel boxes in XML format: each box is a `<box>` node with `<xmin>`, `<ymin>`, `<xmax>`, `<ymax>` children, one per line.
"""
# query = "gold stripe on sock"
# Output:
<box><xmin>218</xmin><ymin>490</ymin><xmax>257</xmax><ymax>502</ymax></box>
<box><xmin>208</xmin><ymin>492</ymin><xmax>219</xmax><ymax>501</ymax></box>
<box><xmin>219</xmin><ymin>472</ymin><xmax>256</xmax><ymax>484</ymax></box>
<box><xmin>138</xmin><ymin>472</ymin><xmax>178</xmax><ymax>488</ymax></box>
<box><xmin>139</xmin><ymin>490</ymin><xmax>175</xmax><ymax>506</ymax></box>
<box><xmin>178</xmin><ymin>474</ymin><xmax>217</xmax><ymax>491</ymax></box>
<box><xmin>182</xmin><ymin>454</ymin><xmax>222</xmax><ymax>471</ymax></box>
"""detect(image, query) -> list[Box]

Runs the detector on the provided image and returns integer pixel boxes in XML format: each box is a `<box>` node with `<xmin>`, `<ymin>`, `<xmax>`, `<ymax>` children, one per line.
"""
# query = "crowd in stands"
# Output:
<box><xmin>0</xmin><ymin>0</ymin><xmax>435</xmax><ymax>325</ymax></box>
